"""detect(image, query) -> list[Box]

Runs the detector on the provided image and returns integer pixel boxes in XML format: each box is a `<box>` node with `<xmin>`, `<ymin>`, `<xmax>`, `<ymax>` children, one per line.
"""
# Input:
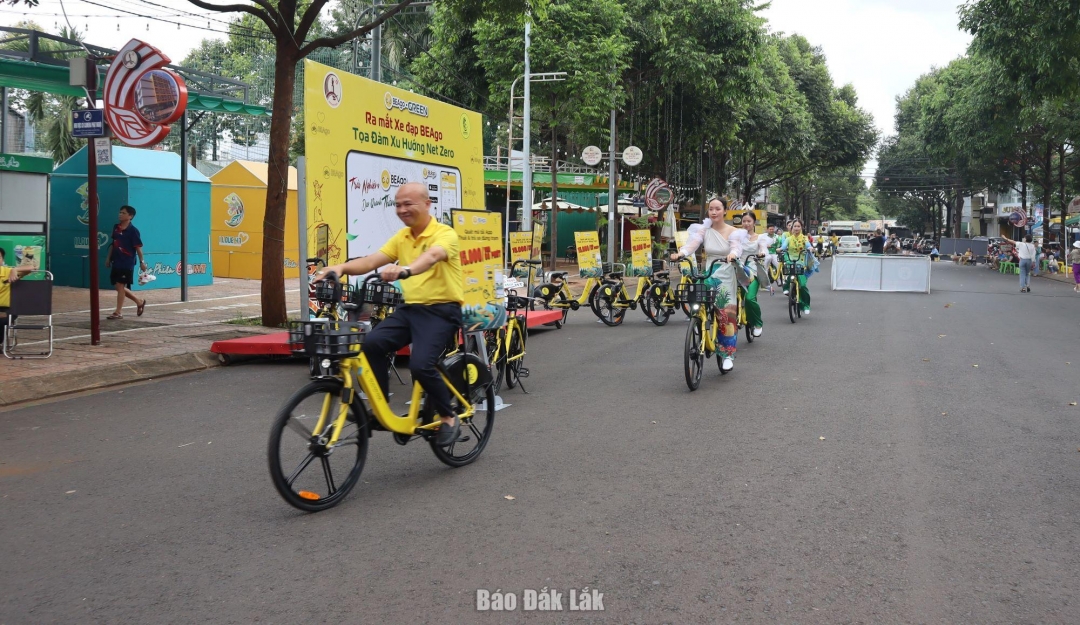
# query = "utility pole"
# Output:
<box><xmin>371</xmin><ymin>0</ymin><xmax>382</xmax><ymax>83</ymax></box>
<box><xmin>521</xmin><ymin>18</ymin><xmax>533</xmax><ymax>230</ymax></box>
<box><xmin>607</xmin><ymin>109</ymin><xmax>616</xmax><ymax>265</ymax></box>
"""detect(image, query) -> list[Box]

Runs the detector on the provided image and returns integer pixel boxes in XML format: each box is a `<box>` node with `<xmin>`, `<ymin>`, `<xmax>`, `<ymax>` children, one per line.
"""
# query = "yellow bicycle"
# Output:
<box><xmin>674</xmin><ymin>258</ymin><xmax>740</xmax><ymax>390</ymax></box>
<box><xmin>269</xmin><ymin>275</ymin><xmax>495</xmax><ymax>512</ymax></box>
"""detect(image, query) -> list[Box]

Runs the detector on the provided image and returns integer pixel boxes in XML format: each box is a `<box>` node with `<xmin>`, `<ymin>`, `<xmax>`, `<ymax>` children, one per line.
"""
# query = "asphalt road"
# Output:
<box><xmin>3</xmin><ymin>259</ymin><xmax>1079</xmax><ymax>623</ymax></box>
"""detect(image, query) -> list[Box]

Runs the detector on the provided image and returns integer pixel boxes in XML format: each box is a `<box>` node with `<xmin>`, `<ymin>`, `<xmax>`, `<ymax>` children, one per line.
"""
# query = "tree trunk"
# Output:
<box><xmin>1042</xmin><ymin>142</ymin><xmax>1052</xmax><ymax>241</ymax></box>
<box><xmin>953</xmin><ymin>191</ymin><xmax>963</xmax><ymax>239</ymax></box>
<box><xmin>260</xmin><ymin>45</ymin><xmax>297</xmax><ymax>328</ymax></box>
<box><xmin>1059</xmin><ymin>143</ymin><xmax>1067</xmax><ymax>242</ymax></box>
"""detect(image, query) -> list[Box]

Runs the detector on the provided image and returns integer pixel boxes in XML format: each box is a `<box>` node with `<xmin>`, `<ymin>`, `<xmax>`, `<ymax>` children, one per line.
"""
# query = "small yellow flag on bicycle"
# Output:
<box><xmin>629</xmin><ymin>229</ymin><xmax>652</xmax><ymax>277</ymax></box>
<box><xmin>575</xmin><ymin>231</ymin><xmax>602</xmax><ymax>278</ymax></box>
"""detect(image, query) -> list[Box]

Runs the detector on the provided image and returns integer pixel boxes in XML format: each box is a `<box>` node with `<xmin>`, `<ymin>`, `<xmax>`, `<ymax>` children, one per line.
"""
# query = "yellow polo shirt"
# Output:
<box><xmin>379</xmin><ymin>218</ymin><xmax>464</xmax><ymax>305</ymax></box>
<box><xmin>0</xmin><ymin>267</ymin><xmax>13</xmax><ymax>308</ymax></box>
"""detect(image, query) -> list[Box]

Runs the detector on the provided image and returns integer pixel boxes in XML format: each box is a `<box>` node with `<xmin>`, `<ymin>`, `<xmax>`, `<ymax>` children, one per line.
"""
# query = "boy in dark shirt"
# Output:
<box><xmin>105</xmin><ymin>205</ymin><xmax>148</xmax><ymax>319</ymax></box>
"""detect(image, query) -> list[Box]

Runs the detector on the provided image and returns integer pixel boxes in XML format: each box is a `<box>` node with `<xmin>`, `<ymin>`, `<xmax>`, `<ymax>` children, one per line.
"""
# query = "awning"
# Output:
<box><xmin>0</xmin><ymin>57</ymin><xmax>268</xmax><ymax>117</ymax></box>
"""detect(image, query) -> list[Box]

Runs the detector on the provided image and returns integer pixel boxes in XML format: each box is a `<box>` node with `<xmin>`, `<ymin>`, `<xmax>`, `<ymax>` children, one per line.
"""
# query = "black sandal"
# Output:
<box><xmin>435</xmin><ymin>417</ymin><xmax>460</xmax><ymax>446</ymax></box>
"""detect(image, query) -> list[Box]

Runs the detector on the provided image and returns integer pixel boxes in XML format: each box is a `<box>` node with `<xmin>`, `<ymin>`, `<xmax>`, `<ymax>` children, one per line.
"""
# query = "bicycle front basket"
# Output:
<box><xmin>288</xmin><ymin>320</ymin><xmax>367</xmax><ymax>358</ymax></box>
<box><xmin>674</xmin><ymin>281</ymin><xmax>716</xmax><ymax>306</ymax></box>
<box><xmin>313</xmin><ymin>280</ymin><xmax>353</xmax><ymax>305</ymax></box>
<box><xmin>360</xmin><ymin>281</ymin><xmax>404</xmax><ymax>307</ymax></box>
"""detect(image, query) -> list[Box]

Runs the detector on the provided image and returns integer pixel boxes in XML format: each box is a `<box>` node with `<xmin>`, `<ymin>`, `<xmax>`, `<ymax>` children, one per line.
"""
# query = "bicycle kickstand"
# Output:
<box><xmin>516</xmin><ymin>366</ymin><xmax>531</xmax><ymax>394</ymax></box>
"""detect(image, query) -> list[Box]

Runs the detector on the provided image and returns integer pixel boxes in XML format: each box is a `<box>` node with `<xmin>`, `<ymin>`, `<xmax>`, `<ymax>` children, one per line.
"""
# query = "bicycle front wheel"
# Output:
<box><xmin>788</xmin><ymin>283</ymin><xmax>798</xmax><ymax>324</ymax></box>
<box><xmin>268</xmin><ymin>379</ymin><xmax>369</xmax><ymax>512</ymax></box>
<box><xmin>684</xmin><ymin>316</ymin><xmax>705</xmax><ymax>391</ymax></box>
<box><xmin>595</xmin><ymin>285</ymin><xmax>625</xmax><ymax>326</ymax></box>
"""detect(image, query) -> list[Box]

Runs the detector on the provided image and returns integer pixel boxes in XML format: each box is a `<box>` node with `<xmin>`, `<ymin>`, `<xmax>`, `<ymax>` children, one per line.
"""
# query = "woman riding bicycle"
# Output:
<box><xmin>669</xmin><ymin>198</ymin><xmax>744</xmax><ymax>372</ymax></box>
<box><xmin>778</xmin><ymin>218</ymin><xmax>815</xmax><ymax>316</ymax></box>
<box><xmin>740</xmin><ymin>211</ymin><xmax>766</xmax><ymax>337</ymax></box>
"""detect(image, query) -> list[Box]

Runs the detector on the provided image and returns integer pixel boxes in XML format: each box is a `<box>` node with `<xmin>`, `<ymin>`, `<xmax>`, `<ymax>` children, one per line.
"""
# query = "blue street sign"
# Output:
<box><xmin>71</xmin><ymin>109</ymin><xmax>105</xmax><ymax>138</ymax></box>
<box><xmin>632</xmin><ymin>197</ymin><xmax>646</xmax><ymax>208</ymax></box>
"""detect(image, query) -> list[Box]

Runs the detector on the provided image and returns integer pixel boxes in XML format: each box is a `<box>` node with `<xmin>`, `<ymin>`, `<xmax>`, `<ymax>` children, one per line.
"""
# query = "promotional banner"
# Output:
<box><xmin>629</xmin><ymin>229</ymin><xmax>653</xmax><ymax>277</ymax></box>
<box><xmin>303</xmin><ymin>59</ymin><xmax>484</xmax><ymax>269</ymax></box>
<box><xmin>0</xmin><ymin>234</ymin><xmax>46</xmax><ymax>280</ymax></box>
<box><xmin>453</xmin><ymin>210</ymin><xmax>506</xmax><ymax>331</ymax></box>
<box><xmin>575</xmin><ymin>231</ymin><xmax>602</xmax><ymax>278</ymax></box>
<box><xmin>530</xmin><ymin>222</ymin><xmax>545</xmax><ymax>266</ymax></box>
<box><xmin>508</xmin><ymin>231</ymin><xmax>533</xmax><ymax>277</ymax></box>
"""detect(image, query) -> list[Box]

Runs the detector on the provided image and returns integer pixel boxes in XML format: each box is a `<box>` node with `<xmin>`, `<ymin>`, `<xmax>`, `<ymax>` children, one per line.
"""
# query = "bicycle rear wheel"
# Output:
<box><xmin>484</xmin><ymin>328</ymin><xmax>506</xmax><ymax>392</ymax></box>
<box><xmin>684</xmin><ymin>316</ymin><xmax>705</xmax><ymax>391</ymax></box>
<box><xmin>504</xmin><ymin>324</ymin><xmax>526</xmax><ymax>389</ymax></box>
<box><xmin>645</xmin><ymin>289</ymin><xmax>671</xmax><ymax>326</ymax></box>
<box><xmin>268</xmin><ymin>379</ymin><xmax>368</xmax><ymax>512</ymax></box>
<box><xmin>429</xmin><ymin>379</ymin><xmax>496</xmax><ymax>467</ymax></box>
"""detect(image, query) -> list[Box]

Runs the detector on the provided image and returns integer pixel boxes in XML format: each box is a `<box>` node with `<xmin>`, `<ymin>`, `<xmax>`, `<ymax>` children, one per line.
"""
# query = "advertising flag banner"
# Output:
<box><xmin>453</xmin><ymin>210</ymin><xmax>506</xmax><ymax>331</ymax></box>
<box><xmin>508</xmin><ymin>231</ymin><xmax>533</xmax><ymax>277</ymax></box>
<box><xmin>629</xmin><ymin>229</ymin><xmax>653</xmax><ymax>276</ymax></box>
<box><xmin>575</xmin><ymin>231</ymin><xmax>602</xmax><ymax>278</ymax></box>
<box><xmin>675</xmin><ymin>230</ymin><xmax>696</xmax><ymax>275</ymax></box>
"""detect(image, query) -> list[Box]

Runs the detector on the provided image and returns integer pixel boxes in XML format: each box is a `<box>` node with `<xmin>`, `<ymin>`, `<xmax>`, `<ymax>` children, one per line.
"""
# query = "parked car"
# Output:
<box><xmin>837</xmin><ymin>235</ymin><xmax>863</xmax><ymax>254</ymax></box>
<box><xmin>901</xmin><ymin>237</ymin><xmax>913</xmax><ymax>250</ymax></box>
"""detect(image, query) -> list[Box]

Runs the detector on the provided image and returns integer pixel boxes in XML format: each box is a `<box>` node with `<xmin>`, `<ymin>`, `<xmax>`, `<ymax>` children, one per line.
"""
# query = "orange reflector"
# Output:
<box><xmin>297</xmin><ymin>491</ymin><xmax>321</xmax><ymax>500</ymax></box>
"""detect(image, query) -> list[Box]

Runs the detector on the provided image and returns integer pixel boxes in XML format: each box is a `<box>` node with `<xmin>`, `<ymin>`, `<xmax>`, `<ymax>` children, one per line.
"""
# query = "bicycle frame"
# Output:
<box><xmin>315</xmin><ymin>353</ymin><xmax>477</xmax><ymax>445</ymax></box>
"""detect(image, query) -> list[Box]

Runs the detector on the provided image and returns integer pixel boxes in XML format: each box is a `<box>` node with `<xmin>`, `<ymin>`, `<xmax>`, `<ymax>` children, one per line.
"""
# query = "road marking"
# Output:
<box><xmin>53</xmin><ymin>289</ymin><xmax>302</xmax><ymax>316</ymax></box>
<box><xmin>15</xmin><ymin>310</ymin><xmax>301</xmax><ymax>346</ymax></box>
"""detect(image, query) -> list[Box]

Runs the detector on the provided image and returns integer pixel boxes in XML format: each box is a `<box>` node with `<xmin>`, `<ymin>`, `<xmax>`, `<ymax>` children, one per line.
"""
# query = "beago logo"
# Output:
<box><xmin>383</xmin><ymin>91</ymin><xmax>430</xmax><ymax>117</ymax></box>
<box><xmin>421</xmin><ymin>168</ymin><xmax>437</xmax><ymax>180</ymax></box>
<box><xmin>381</xmin><ymin>170</ymin><xmax>391</xmax><ymax>191</ymax></box>
<box><xmin>219</xmin><ymin>232</ymin><xmax>250</xmax><ymax>247</ymax></box>
<box><xmin>223</xmin><ymin>192</ymin><xmax>245</xmax><ymax>227</ymax></box>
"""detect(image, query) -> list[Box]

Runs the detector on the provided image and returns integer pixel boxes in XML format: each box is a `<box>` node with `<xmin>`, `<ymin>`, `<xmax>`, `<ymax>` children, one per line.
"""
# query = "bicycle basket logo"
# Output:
<box><xmin>223</xmin><ymin>192</ymin><xmax>245</xmax><ymax>227</ymax></box>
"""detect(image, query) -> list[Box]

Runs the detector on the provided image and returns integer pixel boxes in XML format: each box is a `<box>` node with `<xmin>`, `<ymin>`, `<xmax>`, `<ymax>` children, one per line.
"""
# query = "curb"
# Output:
<box><xmin>0</xmin><ymin>350</ymin><xmax>222</xmax><ymax>408</ymax></box>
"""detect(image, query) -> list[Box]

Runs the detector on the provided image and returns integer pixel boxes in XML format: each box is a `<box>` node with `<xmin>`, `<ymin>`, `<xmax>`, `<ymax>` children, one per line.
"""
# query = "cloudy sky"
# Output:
<box><xmin>761</xmin><ymin>0</ymin><xmax>972</xmax><ymax>139</ymax></box>
<box><xmin>6</xmin><ymin>0</ymin><xmax>972</xmax><ymax>159</ymax></box>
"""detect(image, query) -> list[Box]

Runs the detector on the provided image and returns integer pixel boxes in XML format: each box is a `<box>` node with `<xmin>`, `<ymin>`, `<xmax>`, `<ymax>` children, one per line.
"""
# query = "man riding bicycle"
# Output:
<box><xmin>319</xmin><ymin>182</ymin><xmax>464</xmax><ymax>446</ymax></box>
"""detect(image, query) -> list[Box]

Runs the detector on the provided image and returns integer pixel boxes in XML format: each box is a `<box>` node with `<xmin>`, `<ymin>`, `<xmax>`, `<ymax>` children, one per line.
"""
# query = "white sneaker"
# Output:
<box><xmin>802</xmin><ymin>308</ymin><xmax>810</xmax><ymax>316</ymax></box>
<box><xmin>783</xmin><ymin>289</ymin><xmax>789</xmax><ymax>295</ymax></box>
<box><xmin>721</xmin><ymin>356</ymin><xmax>734</xmax><ymax>371</ymax></box>
<box><xmin>752</xmin><ymin>326</ymin><xmax>762</xmax><ymax>337</ymax></box>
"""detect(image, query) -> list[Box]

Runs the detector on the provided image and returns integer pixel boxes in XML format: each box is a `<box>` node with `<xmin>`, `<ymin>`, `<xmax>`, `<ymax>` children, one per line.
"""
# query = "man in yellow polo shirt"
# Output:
<box><xmin>321</xmin><ymin>182</ymin><xmax>465</xmax><ymax>445</ymax></box>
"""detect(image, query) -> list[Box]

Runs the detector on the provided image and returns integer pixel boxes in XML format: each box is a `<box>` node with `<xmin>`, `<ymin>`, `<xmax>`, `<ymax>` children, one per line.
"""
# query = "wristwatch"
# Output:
<box><xmin>400</xmin><ymin>266</ymin><xmax>412</xmax><ymax>278</ymax></box>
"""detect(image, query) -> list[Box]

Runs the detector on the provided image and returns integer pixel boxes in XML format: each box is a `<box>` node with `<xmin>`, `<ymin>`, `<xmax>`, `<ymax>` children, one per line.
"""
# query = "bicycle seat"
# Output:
<box><xmin>608</xmin><ymin>271</ymin><xmax>624</xmax><ymax>279</ymax></box>
<box><xmin>549</xmin><ymin>271</ymin><xmax>568</xmax><ymax>281</ymax></box>
<box><xmin>653</xmin><ymin>271</ymin><xmax>670</xmax><ymax>280</ymax></box>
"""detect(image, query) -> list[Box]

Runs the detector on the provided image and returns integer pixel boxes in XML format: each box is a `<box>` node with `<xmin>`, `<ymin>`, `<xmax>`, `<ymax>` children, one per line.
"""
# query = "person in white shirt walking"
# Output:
<box><xmin>1002</xmin><ymin>234</ymin><xmax>1037</xmax><ymax>292</ymax></box>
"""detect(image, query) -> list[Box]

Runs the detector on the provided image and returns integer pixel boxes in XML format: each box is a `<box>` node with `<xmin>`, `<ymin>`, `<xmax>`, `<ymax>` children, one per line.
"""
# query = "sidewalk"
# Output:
<box><xmin>0</xmin><ymin>278</ymin><xmax>302</xmax><ymax>407</ymax></box>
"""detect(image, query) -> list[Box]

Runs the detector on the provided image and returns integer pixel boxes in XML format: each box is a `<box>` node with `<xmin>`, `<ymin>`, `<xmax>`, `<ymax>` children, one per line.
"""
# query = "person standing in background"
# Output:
<box><xmin>1070</xmin><ymin>241</ymin><xmax>1080</xmax><ymax>293</ymax></box>
<box><xmin>1002</xmin><ymin>234</ymin><xmax>1036</xmax><ymax>293</ymax></box>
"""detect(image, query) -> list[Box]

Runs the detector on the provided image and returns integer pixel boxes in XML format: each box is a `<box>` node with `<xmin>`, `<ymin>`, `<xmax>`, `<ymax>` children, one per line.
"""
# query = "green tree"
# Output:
<box><xmin>0</xmin><ymin>22</ymin><xmax>83</xmax><ymax>163</ymax></box>
<box><xmin>186</xmin><ymin>0</ymin><xmax>533</xmax><ymax>327</ymax></box>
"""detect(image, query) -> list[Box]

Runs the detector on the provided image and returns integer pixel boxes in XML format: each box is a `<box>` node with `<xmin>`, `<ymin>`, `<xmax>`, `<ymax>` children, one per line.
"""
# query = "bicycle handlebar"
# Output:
<box><xmin>673</xmin><ymin>256</ymin><xmax>734</xmax><ymax>280</ymax></box>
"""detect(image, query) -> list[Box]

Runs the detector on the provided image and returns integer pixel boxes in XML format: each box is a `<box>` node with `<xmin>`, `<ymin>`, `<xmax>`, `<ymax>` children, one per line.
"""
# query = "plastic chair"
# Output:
<box><xmin>3</xmin><ymin>271</ymin><xmax>53</xmax><ymax>359</ymax></box>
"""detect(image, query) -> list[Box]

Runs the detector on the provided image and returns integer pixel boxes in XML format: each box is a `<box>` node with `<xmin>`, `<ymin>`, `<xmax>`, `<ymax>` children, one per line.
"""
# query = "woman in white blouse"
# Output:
<box><xmin>670</xmin><ymin>198</ymin><xmax>743</xmax><ymax>372</ymax></box>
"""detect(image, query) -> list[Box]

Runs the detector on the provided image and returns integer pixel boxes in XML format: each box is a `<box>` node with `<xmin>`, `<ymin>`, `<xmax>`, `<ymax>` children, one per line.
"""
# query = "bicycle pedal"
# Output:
<box><xmin>628</xmin><ymin>301</ymin><xmax>638</xmax><ymax>311</ymax></box>
<box><xmin>517</xmin><ymin>367</ymin><xmax>530</xmax><ymax>378</ymax></box>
